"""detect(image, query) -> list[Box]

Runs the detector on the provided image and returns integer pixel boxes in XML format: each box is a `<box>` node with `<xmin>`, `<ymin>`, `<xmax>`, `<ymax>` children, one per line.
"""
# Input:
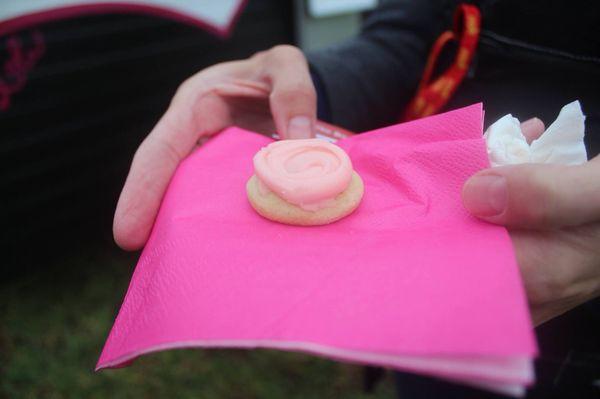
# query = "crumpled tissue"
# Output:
<box><xmin>485</xmin><ymin>101</ymin><xmax>587</xmax><ymax>167</ymax></box>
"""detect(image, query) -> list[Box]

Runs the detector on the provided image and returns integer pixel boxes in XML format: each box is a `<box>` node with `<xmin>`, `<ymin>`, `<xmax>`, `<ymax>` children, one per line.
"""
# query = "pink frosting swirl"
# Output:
<box><xmin>253</xmin><ymin>139</ymin><xmax>353</xmax><ymax>210</ymax></box>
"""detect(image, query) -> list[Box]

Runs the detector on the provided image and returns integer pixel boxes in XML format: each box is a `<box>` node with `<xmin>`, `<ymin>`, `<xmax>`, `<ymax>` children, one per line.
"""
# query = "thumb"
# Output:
<box><xmin>462</xmin><ymin>157</ymin><xmax>600</xmax><ymax>228</ymax></box>
<box><xmin>258</xmin><ymin>45</ymin><xmax>316</xmax><ymax>139</ymax></box>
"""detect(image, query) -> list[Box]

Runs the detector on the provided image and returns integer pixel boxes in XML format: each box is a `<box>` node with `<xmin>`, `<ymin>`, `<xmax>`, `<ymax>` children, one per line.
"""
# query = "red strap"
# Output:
<box><xmin>402</xmin><ymin>4</ymin><xmax>481</xmax><ymax>121</ymax></box>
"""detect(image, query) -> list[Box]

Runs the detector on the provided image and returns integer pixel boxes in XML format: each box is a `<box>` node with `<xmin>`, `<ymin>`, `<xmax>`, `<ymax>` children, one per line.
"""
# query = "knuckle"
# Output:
<box><xmin>156</xmin><ymin>136</ymin><xmax>182</xmax><ymax>164</ymax></box>
<box><xmin>174</xmin><ymin>78</ymin><xmax>200</xmax><ymax>105</ymax></box>
<box><xmin>523</xmin><ymin>198</ymin><xmax>552</xmax><ymax>226</ymax></box>
<box><xmin>250</xmin><ymin>48</ymin><xmax>269</xmax><ymax>62</ymax></box>
<box><xmin>270</xmin><ymin>44</ymin><xmax>304</xmax><ymax>58</ymax></box>
<box><xmin>522</xmin><ymin>261</ymin><xmax>570</xmax><ymax>306</ymax></box>
<box><xmin>175</xmin><ymin>76</ymin><xmax>195</xmax><ymax>95</ymax></box>
<box><xmin>268</xmin><ymin>44</ymin><xmax>306</xmax><ymax>62</ymax></box>
<box><xmin>173</xmin><ymin>82</ymin><xmax>211</xmax><ymax>114</ymax></box>
<box><xmin>174</xmin><ymin>70</ymin><xmax>218</xmax><ymax>103</ymax></box>
<box><xmin>519</xmin><ymin>169</ymin><xmax>558</xmax><ymax>226</ymax></box>
<box><xmin>541</xmin><ymin>270</ymin><xmax>572</xmax><ymax>302</ymax></box>
<box><xmin>271</xmin><ymin>83</ymin><xmax>316</xmax><ymax>104</ymax></box>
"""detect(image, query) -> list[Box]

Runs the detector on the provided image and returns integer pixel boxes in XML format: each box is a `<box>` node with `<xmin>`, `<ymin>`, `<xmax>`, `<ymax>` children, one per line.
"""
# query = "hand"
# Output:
<box><xmin>113</xmin><ymin>45</ymin><xmax>317</xmax><ymax>250</ymax></box>
<box><xmin>462</xmin><ymin>119</ymin><xmax>600</xmax><ymax>325</ymax></box>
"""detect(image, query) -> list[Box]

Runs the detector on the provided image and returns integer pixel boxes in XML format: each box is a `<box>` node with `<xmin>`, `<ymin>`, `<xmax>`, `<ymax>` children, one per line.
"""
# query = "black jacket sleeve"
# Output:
<box><xmin>307</xmin><ymin>0</ymin><xmax>455</xmax><ymax>132</ymax></box>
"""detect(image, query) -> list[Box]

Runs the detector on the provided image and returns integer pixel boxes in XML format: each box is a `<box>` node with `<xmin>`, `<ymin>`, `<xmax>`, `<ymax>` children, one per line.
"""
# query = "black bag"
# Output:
<box><xmin>1</xmin><ymin>1</ymin><xmax>294</xmax><ymax>268</ymax></box>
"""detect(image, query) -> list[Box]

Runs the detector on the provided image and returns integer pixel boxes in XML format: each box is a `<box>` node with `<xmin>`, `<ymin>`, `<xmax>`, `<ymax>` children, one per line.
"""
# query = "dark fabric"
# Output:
<box><xmin>479</xmin><ymin>0</ymin><xmax>600</xmax><ymax>57</ymax></box>
<box><xmin>392</xmin><ymin>299</ymin><xmax>600</xmax><ymax>399</ymax></box>
<box><xmin>449</xmin><ymin>0</ymin><xmax>600</xmax><ymax>157</ymax></box>
<box><xmin>308</xmin><ymin>0</ymin><xmax>600</xmax><ymax>158</ymax></box>
<box><xmin>307</xmin><ymin>0</ymin><xmax>454</xmax><ymax>132</ymax></box>
<box><xmin>394</xmin><ymin>371</ymin><xmax>509</xmax><ymax>399</ymax></box>
<box><xmin>310</xmin><ymin>68</ymin><xmax>331</xmax><ymax>122</ymax></box>
<box><xmin>308</xmin><ymin>1</ymin><xmax>600</xmax><ymax>398</ymax></box>
<box><xmin>1</xmin><ymin>1</ymin><xmax>295</xmax><ymax>271</ymax></box>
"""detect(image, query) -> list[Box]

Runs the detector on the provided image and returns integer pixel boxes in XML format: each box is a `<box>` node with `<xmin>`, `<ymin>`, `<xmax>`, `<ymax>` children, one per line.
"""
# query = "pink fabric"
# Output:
<box><xmin>97</xmin><ymin>104</ymin><xmax>536</xmax><ymax>390</ymax></box>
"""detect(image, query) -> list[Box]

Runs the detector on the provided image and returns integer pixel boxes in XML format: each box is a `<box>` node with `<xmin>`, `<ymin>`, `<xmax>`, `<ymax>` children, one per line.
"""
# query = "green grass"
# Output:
<box><xmin>0</xmin><ymin>247</ymin><xmax>395</xmax><ymax>399</ymax></box>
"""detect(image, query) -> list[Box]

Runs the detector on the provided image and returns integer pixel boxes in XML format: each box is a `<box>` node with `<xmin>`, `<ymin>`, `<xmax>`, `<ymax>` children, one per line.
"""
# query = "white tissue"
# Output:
<box><xmin>484</xmin><ymin>101</ymin><xmax>587</xmax><ymax>167</ymax></box>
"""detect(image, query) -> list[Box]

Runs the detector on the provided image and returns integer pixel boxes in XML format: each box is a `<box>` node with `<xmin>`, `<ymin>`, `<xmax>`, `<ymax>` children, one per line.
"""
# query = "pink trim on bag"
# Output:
<box><xmin>0</xmin><ymin>1</ymin><xmax>247</xmax><ymax>110</ymax></box>
<box><xmin>0</xmin><ymin>1</ymin><xmax>248</xmax><ymax>38</ymax></box>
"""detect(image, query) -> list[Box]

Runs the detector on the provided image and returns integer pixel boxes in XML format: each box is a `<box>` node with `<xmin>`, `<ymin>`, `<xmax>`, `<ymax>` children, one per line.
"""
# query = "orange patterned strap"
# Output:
<box><xmin>402</xmin><ymin>4</ymin><xmax>481</xmax><ymax>121</ymax></box>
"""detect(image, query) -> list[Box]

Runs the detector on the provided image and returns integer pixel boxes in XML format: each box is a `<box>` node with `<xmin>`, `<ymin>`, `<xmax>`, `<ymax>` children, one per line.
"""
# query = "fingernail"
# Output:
<box><xmin>287</xmin><ymin>116</ymin><xmax>311</xmax><ymax>139</ymax></box>
<box><xmin>520</xmin><ymin>117</ymin><xmax>545</xmax><ymax>142</ymax></box>
<box><xmin>520</xmin><ymin>117</ymin><xmax>542</xmax><ymax>130</ymax></box>
<box><xmin>462</xmin><ymin>174</ymin><xmax>507</xmax><ymax>217</ymax></box>
<box><xmin>521</xmin><ymin>118</ymin><xmax>544</xmax><ymax>130</ymax></box>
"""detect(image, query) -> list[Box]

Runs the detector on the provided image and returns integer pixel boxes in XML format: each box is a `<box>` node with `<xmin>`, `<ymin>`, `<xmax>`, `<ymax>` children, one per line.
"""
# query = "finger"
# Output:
<box><xmin>261</xmin><ymin>45</ymin><xmax>316</xmax><ymax>139</ymax></box>
<box><xmin>213</xmin><ymin>79</ymin><xmax>270</xmax><ymax>98</ymax></box>
<box><xmin>113</xmin><ymin>84</ymin><xmax>230</xmax><ymax>250</ymax></box>
<box><xmin>520</xmin><ymin>117</ymin><xmax>545</xmax><ymax>144</ymax></box>
<box><xmin>462</xmin><ymin>156</ymin><xmax>600</xmax><ymax>228</ymax></box>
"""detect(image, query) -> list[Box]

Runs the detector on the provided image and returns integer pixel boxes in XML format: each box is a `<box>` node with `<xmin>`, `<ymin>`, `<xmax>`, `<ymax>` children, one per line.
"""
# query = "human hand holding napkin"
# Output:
<box><xmin>113</xmin><ymin>45</ymin><xmax>317</xmax><ymax>250</ymax></box>
<box><xmin>98</xmin><ymin>104</ymin><xmax>537</xmax><ymax>397</ymax></box>
<box><xmin>463</xmin><ymin>101</ymin><xmax>600</xmax><ymax>325</ymax></box>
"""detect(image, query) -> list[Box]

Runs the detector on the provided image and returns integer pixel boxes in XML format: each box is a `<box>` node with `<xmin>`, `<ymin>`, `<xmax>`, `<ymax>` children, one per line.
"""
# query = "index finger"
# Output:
<box><xmin>113</xmin><ymin>85</ymin><xmax>229</xmax><ymax>250</ymax></box>
<box><xmin>520</xmin><ymin>117</ymin><xmax>545</xmax><ymax>143</ymax></box>
<box><xmin>260</xmin><ymin>45</ymin><xmax>317</xmax><ymax>139</ymax></box>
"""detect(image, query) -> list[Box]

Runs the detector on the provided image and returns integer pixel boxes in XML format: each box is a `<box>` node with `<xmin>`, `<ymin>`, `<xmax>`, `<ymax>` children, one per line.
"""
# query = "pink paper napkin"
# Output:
<box><xmin>97</xmin><ymin>104</ymin><xmax>537</xmax><ymax>396</ymax></box>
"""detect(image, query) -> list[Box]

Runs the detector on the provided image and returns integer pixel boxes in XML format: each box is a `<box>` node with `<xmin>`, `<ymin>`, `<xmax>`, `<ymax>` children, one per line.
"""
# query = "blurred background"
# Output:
<box><xmin>1</xmin><ymin>1</ymin><xmax>399</xmax><ymax>398</ymax></box>
<box><xmin>3</xmin><ymin>1</ymin><xmax>599</xmax><ymax>398</ymax></box>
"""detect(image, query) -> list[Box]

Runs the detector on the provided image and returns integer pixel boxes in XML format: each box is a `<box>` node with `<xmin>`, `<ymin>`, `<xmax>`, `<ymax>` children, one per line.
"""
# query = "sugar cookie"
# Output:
<box><xmin>247</xmin><ymin>139</ymin><xmax>364</xmax><ymax>225</ymax></box>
